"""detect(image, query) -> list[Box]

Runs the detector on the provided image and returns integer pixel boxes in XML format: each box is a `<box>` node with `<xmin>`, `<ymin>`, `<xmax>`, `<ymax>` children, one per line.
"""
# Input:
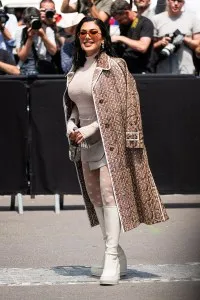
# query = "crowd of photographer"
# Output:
<box><xmin>0</xmin><ymin>0</ymin><xmax>200</xmax><ymax>76</ymax></box>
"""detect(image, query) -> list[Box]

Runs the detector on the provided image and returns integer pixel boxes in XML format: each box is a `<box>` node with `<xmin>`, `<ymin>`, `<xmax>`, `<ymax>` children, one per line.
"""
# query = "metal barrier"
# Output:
<box><xmin>0</xmin><ymin>74</ymin><xmax>199</xmax><ymax>212</ymax></box>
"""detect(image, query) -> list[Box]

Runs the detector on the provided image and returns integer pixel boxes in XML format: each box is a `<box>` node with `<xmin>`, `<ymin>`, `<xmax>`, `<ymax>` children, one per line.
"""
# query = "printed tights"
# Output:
<box><xmin>82</xmin><ymin>162</ymin><xmax>116</xmax><ymax>207</ymax></box>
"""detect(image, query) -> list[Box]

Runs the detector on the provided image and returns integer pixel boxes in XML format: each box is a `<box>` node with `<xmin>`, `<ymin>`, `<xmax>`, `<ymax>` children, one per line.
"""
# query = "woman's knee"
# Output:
<box><xmin>89</xmin><ymin>194</ymin><xmax>103</xmax><ymax>207</ymax></box>
<box><xmin>101</xmin><ymin>185</ymin><xmax>116</xmax><ymax>206</ymax></box>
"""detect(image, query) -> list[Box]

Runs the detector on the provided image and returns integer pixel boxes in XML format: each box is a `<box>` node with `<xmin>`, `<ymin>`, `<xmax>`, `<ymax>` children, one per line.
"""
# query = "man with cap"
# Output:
<box><xmin>110</xmin><ymin>0</ymin><xmax>154</xmax><ymax>74</ymax></box>
<box><xmin>61</xmin><ymin>0</ymin><xmax>112</xmax><ymax>23</ymax></box>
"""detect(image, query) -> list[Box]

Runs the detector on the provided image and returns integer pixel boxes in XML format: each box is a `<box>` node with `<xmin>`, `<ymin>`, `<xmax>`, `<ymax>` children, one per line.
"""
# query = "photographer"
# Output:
<box><xmin>61</xmin><ymin>0</ymin><xmax>112</xmax><ymax>23</ymax></box>
<box><xmin>39</xmin><ymin>0</ymin><xmax>63</xmax><ymax>73</ymax></box>
<box><xmin>110</xmin><ymin>0</ymin><xmax>153</xmax><ymax>74</ymax></box>
<box><xmin>40</xmin><ymin>0</ymin><xmax>59</xmax><ymax>30</ymax></box>
<box><xmin>152</xmin><ymin>0</ymin><xmax>200</xmax><ymax>74</ymax></box>
<box><xmin>15</xmin><ymin>7</ymin><xmax>57</xmax><ymax>75</ymax></box>
<box><xmin>0</xmin><ymin>2</ymin><xmax>18</xmax><ymax>55</ymax></box>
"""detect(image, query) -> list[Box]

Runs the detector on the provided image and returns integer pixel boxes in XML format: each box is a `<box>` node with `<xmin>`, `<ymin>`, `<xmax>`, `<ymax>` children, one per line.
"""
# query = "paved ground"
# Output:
<box><xmin>0</xmin><ymin>194</ymin><xmax>200</xmax><ymax>300</ymax></box>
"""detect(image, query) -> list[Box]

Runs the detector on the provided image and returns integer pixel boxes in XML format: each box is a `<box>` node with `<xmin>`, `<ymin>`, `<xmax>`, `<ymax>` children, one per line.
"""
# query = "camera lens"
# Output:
<box><xmin>31</xmin><ymin>18</ymin><xmax>42</xmax><ymax>30</ymax></box>
<box><xmin>45</xmin><ymin>10</ymin><xmax>55</xmax><ymax>19</ymax></box>
<box><xmin>161</xmin><ymin>43</ymin><xmax>176</xmax><ymax>57</ymax></box>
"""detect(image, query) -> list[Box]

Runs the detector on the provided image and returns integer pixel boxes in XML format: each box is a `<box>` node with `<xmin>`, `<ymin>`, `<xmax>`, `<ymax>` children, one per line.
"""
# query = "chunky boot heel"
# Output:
<box><xmin>100</xmin><ymin>253</ymin><xmax>120</xmax><ymax>285</ymax></box>
<box><xmin>91</xmin><ymin>245</ymin><xmax>127</xmax><ymax>277</ymax></box>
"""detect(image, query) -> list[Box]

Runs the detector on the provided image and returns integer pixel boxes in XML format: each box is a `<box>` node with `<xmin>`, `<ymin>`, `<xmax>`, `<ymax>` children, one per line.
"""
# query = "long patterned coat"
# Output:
<box><xmin>63</xmin><ymin>52</ymin><xmax>169</xmax><ymax>232</ymax></box>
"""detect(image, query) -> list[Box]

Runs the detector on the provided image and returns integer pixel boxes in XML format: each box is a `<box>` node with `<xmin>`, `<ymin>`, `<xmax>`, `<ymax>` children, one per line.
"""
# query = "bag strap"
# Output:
<box><xmin>32</xmin><ymin>42</ymin><xmax>39</xmax><ymax>63</ymax></box>
<box><xmin>31</xmin><ymin>26</ymin><xmax>47</xmax><ymax>63</ymax></box>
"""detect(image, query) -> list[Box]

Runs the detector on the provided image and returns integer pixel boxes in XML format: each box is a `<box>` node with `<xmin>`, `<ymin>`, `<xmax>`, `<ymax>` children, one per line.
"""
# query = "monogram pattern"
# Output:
<box><xmin>63</xmin><ymin>52</ymin><xmax>169</xmax><ymax>232</ymax></box>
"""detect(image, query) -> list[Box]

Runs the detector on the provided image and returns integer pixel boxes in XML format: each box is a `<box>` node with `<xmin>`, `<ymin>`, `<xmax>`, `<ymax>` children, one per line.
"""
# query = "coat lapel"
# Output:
<box><xmin>92</xmin><ymin>52</ymin><xmax>111</xmax><ymax>89</ymax></box>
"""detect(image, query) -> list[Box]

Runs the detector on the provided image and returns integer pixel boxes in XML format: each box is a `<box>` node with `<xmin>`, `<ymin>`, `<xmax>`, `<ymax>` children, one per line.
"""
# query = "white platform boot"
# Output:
<box><xmin>99</xmin><ymin>206</ymin><xmax>121</xmax><ymax>285</ymax></box>
<box><xmin>91</xmin><ymin>206</ymin><xmax>127</xmax><ymax>277</ymax></box>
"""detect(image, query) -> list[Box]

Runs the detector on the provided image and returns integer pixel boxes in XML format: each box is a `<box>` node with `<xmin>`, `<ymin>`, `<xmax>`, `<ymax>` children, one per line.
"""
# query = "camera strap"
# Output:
<box><xmin>131</xmin><ymin>17</ymin><xmax>139</xmax><ymax>29</ymax></box>
<box><xmin>32</xmin><ymin>42</ymin><xmax>39</xmax><ymax>67</ymax></box>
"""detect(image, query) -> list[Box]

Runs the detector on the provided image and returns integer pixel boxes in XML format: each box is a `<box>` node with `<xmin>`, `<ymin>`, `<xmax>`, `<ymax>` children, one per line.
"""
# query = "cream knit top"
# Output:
<box><xmin>68</xmin><ymin>53</ymin><xmax>106</xmax><ymax>168</ymax></box>
<box><xmin>68</xmin><ymin>54</ymin><xmax>98</xmax><ymax>128</ymax></box>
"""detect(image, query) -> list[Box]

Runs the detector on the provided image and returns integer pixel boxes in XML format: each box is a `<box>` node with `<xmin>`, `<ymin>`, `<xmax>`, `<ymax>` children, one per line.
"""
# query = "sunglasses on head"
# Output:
<box><xmin>79</xmin><ymin>29</ymin><xmax>101</xmax><ymax>39</ymax></box>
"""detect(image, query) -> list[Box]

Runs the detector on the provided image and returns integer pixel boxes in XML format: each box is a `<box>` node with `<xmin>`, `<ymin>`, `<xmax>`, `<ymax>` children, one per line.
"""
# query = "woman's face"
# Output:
<box><xmin>78</xmin><ymin>21</ymin><xmax>104</xmax><ymax>56</ymax></box>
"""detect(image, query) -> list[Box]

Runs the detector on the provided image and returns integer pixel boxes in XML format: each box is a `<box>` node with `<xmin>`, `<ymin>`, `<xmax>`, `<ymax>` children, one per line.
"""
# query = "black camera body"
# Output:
<box><xmin>160</xmin><ymin>29</ymin><xmax>185</xmax><ymax>57</ymax></box>
<box><xmin>30</xmin><ymin>16</ymin><xmax>42</xmax><ymax>30</ymax></box>
<box><xmin>0</xmin><ymin>8</ymin><xmax>9</xmax><ymax>24</ymax></box>
<box><xmin>45</xmin><ymin>9</ymin><xmax>55</xmax><ymax>19</ymax></box>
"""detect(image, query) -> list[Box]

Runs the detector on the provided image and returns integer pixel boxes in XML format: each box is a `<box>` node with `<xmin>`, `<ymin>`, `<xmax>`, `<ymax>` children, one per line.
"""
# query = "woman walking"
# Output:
<box><xmin>63</xmin><ymin>16</ymin><xmax>169</xmax><ymax>286</ymax></box>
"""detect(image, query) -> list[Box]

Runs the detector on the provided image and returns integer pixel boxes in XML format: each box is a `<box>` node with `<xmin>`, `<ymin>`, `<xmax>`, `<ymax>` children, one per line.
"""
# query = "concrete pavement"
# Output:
<box><xmin>0</xmin><ymin>194</ymin><xmax>200</xmax><ymax>299</ymax></box>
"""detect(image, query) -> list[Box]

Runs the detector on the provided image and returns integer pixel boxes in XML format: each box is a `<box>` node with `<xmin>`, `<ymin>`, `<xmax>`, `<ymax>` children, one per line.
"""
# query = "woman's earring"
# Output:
<box><xmin>101</xmin><ymin>42</ymin><xmax>105</xmax><ymax>50</ymax></box>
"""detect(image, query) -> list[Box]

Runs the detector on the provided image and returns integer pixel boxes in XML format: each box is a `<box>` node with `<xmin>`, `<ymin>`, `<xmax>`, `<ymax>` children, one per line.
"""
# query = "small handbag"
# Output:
<box><xmin>81</xmin><ymin>139</ymin><xmax>105</xmax><ymax>162</ymax></box>
<box><xmin>69</xmin><ymin>140</ymin><xmax>81</xmax><ymax>162</ymax></box>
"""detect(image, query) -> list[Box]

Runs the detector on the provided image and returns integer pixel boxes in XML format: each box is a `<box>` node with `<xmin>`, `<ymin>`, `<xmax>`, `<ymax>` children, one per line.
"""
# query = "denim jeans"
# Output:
<box><xmin>20</xmin><ymin>59</ymin><xmax>38</xmax><ymax>75</ymax></box>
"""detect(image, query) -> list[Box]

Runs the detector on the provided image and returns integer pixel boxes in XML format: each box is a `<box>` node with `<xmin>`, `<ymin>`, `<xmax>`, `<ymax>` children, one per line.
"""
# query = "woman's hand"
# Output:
<box><xmin>27</xmin><ymin>28</ymin><xmax>36</xmax><ymax>39</ymax></box>
<box><xmin>37</xmin><ymin>28</ymin><xmax>46</xmax><ymax>39</ymax></box>
<box><xmin>75</xmin><ymin>131</ymin><xmax>84</xmax><ymax>144</ymax></box>
<box><xmin>69</xmin><ymin>131</ymin><xmax>84</xmax><ymax>144</ymax></box>
<box><xmin>69</xmin><ymin>131</ymin><xmax>77</xmax><ymax>141</ymax></box>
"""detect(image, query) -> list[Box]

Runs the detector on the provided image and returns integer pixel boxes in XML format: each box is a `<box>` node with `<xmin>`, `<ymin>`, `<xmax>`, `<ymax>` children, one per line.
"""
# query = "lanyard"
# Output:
<box><xmin>131</xmin><ymin>17</ymin><xmax>139</xmax><ymax>29</ymax></box>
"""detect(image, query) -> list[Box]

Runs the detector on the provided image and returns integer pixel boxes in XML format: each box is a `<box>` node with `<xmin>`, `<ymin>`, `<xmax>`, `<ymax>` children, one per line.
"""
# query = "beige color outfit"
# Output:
<box><xmin>68</xmin><ymin>54</ymin><xmax>106</xmax><ymax>171</ymax></box>
<box><xmin>68</xmin><ymin>54</ymin><xmax>115</xmax><ymax>207</ymax></box>
<box><xmin>63</xmin><ymin>52</ymin><xmax>169</xmax><ymax>232</ymax></box>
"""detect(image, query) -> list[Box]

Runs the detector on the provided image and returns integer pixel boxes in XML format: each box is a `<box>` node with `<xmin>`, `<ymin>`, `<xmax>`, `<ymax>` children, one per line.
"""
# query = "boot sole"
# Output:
<box><xmin>100</xmin><ymin>279</ymin><xmax>119</xmax><ymax>285</ymax></box>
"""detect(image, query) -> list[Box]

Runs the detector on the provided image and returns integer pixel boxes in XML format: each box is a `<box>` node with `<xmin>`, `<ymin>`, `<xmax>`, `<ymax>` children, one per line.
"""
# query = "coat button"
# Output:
<box><xmin>99</xmin><ymin>99</ymin><xmax>104</xmax><ymax>104</ymax></box>
<box><xmin>105</xmin><ymin>123</ymin><xmax>109</xmax><ymax>128</ymax></box>
<box><xmin>110</xmin><ymin>146</ymin><xmax>114</xmax><ymax>151</ymax></box>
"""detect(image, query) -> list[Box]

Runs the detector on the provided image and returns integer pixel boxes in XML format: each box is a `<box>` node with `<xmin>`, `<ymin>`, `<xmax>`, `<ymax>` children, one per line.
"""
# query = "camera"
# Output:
<box><xmin>0</xmin><ymin>8</ymin><xmax>9</xmax><ymax>24</ymax></box>
<box><xmin>160</xmin><ymin>29</ymin><xmax>185</xmax><ymax>57</ymax></box>
<box><xmin>45</xmin><ymin>9</ymin><xmax>55</xmax><ymax>19</ymax></box>
<box><xmin>30</xmin><ymin>16</ymin><xmax>42</xmax><ymax>30</ymax></box>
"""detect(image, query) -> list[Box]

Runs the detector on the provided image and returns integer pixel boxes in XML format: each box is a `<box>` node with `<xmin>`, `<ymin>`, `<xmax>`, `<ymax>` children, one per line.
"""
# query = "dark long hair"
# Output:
<box><xmin>21</xmin><ymin>7</ymin><xmax>41</xmax><ymax>47</ymax></box>
<box><xmin>72</xmin><ymin>16</ymin><xmax>116</xmax><ymax>71</ymax></box>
